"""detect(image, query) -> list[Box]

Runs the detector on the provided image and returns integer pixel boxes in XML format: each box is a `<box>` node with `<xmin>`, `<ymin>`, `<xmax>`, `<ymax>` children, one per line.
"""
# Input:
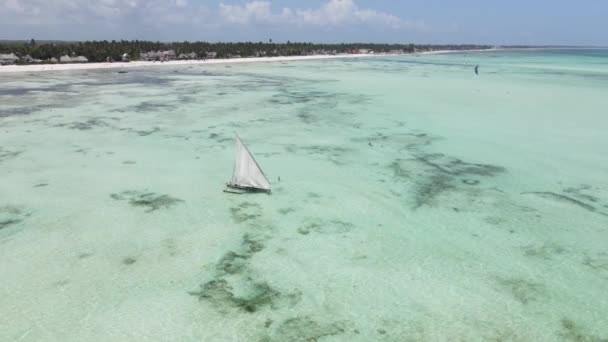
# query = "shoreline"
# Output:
<box><xmin>0</xmin><ymin>53</ymin><xmax>392</xmax><ymax>74</ymax></box>
<box><xmin>3</xmin><ymin>47</ymin><xmax>605</xmax><ymax>74</ymax></box>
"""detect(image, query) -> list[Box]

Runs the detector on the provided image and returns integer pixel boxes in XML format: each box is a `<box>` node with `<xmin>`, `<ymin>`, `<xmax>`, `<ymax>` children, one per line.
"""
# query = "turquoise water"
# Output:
<box><xmin>1</xmin><ymin>49</ymin><xmax>608</xmax><ymax>341</ymax></box>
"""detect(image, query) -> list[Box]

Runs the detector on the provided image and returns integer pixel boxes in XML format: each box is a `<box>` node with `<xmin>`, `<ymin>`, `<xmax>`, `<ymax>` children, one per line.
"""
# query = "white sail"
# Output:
<box><xmin>229</xmin><ymin>135</ymin><xmax>271</xmax><ymax>191</ymax></box>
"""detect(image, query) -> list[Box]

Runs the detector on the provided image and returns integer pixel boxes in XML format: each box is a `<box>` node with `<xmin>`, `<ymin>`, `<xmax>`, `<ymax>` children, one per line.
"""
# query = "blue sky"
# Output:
<box><xmin>1</xmin><ymin>0</ymin><xmax>606</xmax><ymax>45</ymax></box>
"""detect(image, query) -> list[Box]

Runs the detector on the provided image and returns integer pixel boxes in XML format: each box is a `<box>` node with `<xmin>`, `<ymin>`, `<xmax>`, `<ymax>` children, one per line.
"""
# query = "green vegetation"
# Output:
<box><xmin>0</xmin><ymin>39</ymin><xmax>492</xmax><ymax>63</ymax></box>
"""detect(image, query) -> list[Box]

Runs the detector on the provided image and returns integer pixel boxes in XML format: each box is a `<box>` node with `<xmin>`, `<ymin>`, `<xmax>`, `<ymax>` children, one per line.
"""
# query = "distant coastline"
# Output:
<box><xmin>0</xmin><ymin>53</ymin><xmax>396</xmax><ymax>73</ymax></box>
<box><xmin>0</xmin><ymin>49</ymin><xmax>504</xmax><ymax>73</ymax></box>
<box><xmin>0</xmin><ymin>40</ymin><xmax>493</xmax><ymax>71</ymax></box>
<box><xmin>4</xmin><ymin>46</ymin><xmax>606</xmax><ymax>73</ymax></box>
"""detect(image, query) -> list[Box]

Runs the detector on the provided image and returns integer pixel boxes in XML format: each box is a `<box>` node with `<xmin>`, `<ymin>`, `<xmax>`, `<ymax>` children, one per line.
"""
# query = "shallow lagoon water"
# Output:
<box><xmin>1</xmin><ymin>50</ymin><xmax>608</xmax><ymax>341</ymax></box>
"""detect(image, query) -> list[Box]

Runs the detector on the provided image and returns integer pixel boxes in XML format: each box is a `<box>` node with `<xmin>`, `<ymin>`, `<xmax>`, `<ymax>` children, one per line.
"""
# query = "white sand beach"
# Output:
<box><xmin>0</xmin><ymin>53</ymin><xmax>386</xmax><ymax>73</ymax></box>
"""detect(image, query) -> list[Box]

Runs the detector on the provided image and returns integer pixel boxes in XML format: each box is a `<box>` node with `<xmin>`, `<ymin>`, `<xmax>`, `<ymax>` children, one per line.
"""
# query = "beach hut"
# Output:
<box><xmin>122</xmin><ymin>53</ymin><xmax>130</xmax><ymax>62</ymax></box>
<box><xmin>59</xmin><ymin>55</ymin><xmax>72</xmax><ymax>63</ymax></box>
<box><xmin>72</xmin><ymin>56</ymin><xmax>88</xmax><ymax>63</ymax></box>
<box><xmin>178</xmin><ymin>52</ymin><xmax>197</xmax><ymax>60</ymax></box>
<box><xmin>0</xmin><ymin>53</ymin><xmax>19</xmax><ymax>65</ymax></box>
<box><xmin>163</xmin><ymin>50</ymin><xmax>176</xmax><ymax>61</ymax></box>
<box><xmin>22</xmin><ymin>55</ymin><xmax>41</xmax><ymax>63</ymax></box>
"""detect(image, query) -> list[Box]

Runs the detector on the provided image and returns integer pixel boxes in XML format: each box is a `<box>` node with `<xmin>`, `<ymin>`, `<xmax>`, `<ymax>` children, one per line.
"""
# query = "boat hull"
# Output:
<box><xmin>224</xmin><ymin>183</ymin><xmax>271</xmax><ymax>194</ymax></box>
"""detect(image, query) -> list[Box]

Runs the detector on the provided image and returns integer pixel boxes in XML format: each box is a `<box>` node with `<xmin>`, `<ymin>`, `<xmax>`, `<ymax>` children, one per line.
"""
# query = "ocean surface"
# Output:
<box><xmin>1</xmin><ymin>49</ymin><xmax>608</xmax><ymax>341</ymax></box>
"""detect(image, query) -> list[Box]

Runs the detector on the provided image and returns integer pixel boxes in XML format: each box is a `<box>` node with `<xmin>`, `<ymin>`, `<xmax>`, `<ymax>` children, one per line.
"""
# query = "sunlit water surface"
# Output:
<box><xmin>1</xmin><ymin>49</ymin><xmax>608</xmax><ymax>341</ymax></box>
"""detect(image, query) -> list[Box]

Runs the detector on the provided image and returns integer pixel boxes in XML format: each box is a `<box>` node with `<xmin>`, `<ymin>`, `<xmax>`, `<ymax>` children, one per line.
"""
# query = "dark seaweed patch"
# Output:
<box><xmin>268</xmin><ymin>85</ymin><xmax>369</xmax><ymax>125</ymax></box>
<box><xmin>242</xmin><ymin>233</ymin><xmax>265</xmax><ymax>254</ymax></box>
<box><xmin>5</xmin><ymin>73</ymin><xmax>163</xmax><ymax>94</ymax></box>
<box><xmin>135</xmin><ymin>127</ymin><xmax>160</xmax><ymax>136</ymax></box>
<box><xmin>522</xmin><ymin>192</ymin><xmax>599</xmax><ymax>214</ymax></box>
<box><xmin>582</xmin><ymin>254</ymin><xmax>608</xmax><ymax>272</ymax></box>
<box><xmin>191</xmin><ymin>225</ymin><xmax>300</xmax><ymax>314</ymax></box>
<box><xmin>234</xmin><ymin>282</ymin><xmax>282</xmax><ymax>313</ymax></box>
<box><xmin>391</xmin><ymin>152</ymin><xmax>505</xmax><ymax>209</ymax></box>
<box><xmin>208</xmin><ymin>132</ymin><xmax>232</xmax><ymax>143</ymax></box>
<box><xmin>278</xmin><ymin>207</ymin><xmax>295</xmax><ymax>215</ymax></box>
<box><xmin>297</xmin><ymin>222</ymin><xmax>320</xmax><ymax>235</ymax></box>
<box><xmin>78</xmin><ymin>252</ymin><xmax>93</xmax><ymax>259</ymax></box>
<box><xmin>495</xmin><ymin>277</ymin><xmax>545</xmax><ymax>304</ymax></box>
<box><xmin>563</xmin><ymin>185</ymin><xmax>600</xmax><ymax>203</ymax></box>
<box><xmin>0</xmin><ymin>206</ymin><xmax>24</xmax><ymax>215</ymax></box>
<box><xmin>297</xmin><ymin>219</ymin><xmax>354</xmax><ymax>235</ymax></box>
<box><xmin>189</xmin><ymin>280</ymin><xmax>300</xmax><ymax>313</ymax></box>
<box><xmin>328</xmin><ymin>220</ymin><xmax>355</xmax><ymax>233</ymax></box>
<box><xmin>118</xmin><ymin>126</ymin><xmax>161</xmax><ymax>137</ymax></box>
<box><xmin>129</xmin><ymin>195</ymin><xmax>182</xmax><ymax>212</ymax></box>
<box><xmin>285</xmin><ymin>144</ymin><xmax>353</xmax><ymax>165</ymax></box>
<box><xmin>0</xmin><ymin>83</ymin><xmax>83</xmax><ymax>96</ymax></box>
<box><xmin>229</xmin><ymin>202</ymin><xmax>262</xmax><ymax>223</ymax></box>
<box><xmin>0</xmin><ymin>219</ymin><xmax>22</xmax><ymax>230</ymax></box>
<box><xmin>412</xmin><ymin>174</ymin><xmax>454</xmax><ymax>208</ymax></box>
<box><xmin>189</xmin><ymin>279</ymin><xmax>234</xmax><ymax>304</ymax></box>
<box><xmin>216</xmin><ymin>251</ymin><xmax>248</xmax><ymax>275</ymax></box>
<box><xmin>559</xmin><ymin>318</ymin><xmax>606</xmax><ymax>342</ymax></box>
<box><xmin>110</xmin><ymin>190</ymin><xmax>183</xmax><ymax>212</ymax></box>
<box><xmin>133</xmin><ymin>101</ymin><xmax>173</xmax><ymax>113</ymax></box>
<box><xmin>264</xmin><ymin>316</ymin><xmax>347</xmax><ymax>342</ymax></box>
<box><xmin>122</xmin><ymin>257</ymin><xmax>137</xmax><ymax>265</ymax></box>
<box><xmin>522</xmin><ymin>243</ymin><xmax>566</xmax><ymax>260</ymax></box>
<box><xmin>0</xmin><ymin>205</ymin><xmax>29</xmax><ymax>230</ymax></box>
<box><xmin>413</xmin><ymin>153</ymin><xmax>505</xmax><ymax>177</ymax></box>
<box><xmin>0</xmin><ymin>148</ymin><xmax>23</xmax><ymax>163</ymax></box>
<box><xmin>0</xmin><ymin>105</ymin><xmax>50</xmax><ymax>118</ymax></box>
<box><xmin>483</xmin><ymin>216</ymin><xmax>508</xmax><ymax>225</ymax></box>
<box><xmin>217</xmin><ymin>234</ymin><xmax>266</xmax><ymax>275</ymax></box>
<box><xmin>68</xmin><ymin>118</ymin><xmax>109</xmax><ymax>130</ymax></box>
<box><xmin>352</xmin><ymin>132</ymin><xmax>438</xmax><ymax>152</ymax></box>
<box><xmin>53</xmin><ymin>280</ymin><xmax>70</xmax><ymax>288</ymax></box>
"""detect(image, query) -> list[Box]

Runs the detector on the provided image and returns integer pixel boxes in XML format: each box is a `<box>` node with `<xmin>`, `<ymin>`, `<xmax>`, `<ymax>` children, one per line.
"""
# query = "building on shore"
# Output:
<box><xmin>122</xmin><ymin>53</ymin><xmax>130</xmax><ymax>62</ymax></box>
<box><xmin>22</xmin><ymin>55</ymin><xmax>42</xmax><ymax>63</ymax></box>
<box><xmin>205</xmin><ymin>52</ymin><xmax>217</xmax><ymax>59</ymax></box>
<box><xmin>139</xmin><ymin>51</ymin><xmax>157</xmax><ymax>61</ymax></box>
<box><xmin>72</xmin><ymin>56</ymin><xmax>88</xmax><ymax>63</ymax></box>
<box><xmin>162</xmin><ymin>50</ymin><xmax>176</xmax><ymax>60</ymax></box>
<box><xmin>139</xmin><ymin>50</ymin><xmax>177</xmax><ymax>62</ymax></box>
<box><xmin>59</xmin><ymin>55</ymin><xmax>88</xmax><ymax>63</ymax></box>
<box><xmin>178</xmin><ymin>52</ymin><xmax>197</xmax><ymax>60</ymax></box>
<box><xmin>0</xmin><ymin>53</ymin><xmax>19</xmax><ymax>65</ymax></box>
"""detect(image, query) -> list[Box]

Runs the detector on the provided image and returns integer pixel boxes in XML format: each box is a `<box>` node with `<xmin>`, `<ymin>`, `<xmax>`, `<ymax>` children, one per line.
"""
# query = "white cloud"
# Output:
<box><xmin>219</xmin><ymin>0</ymin><xmax>426</xmax><ymax>31</ymax></box>
<box><xmin>219</xmin><ymin>1</ymin><xmax>275</xmax><ymax>24</ymax></box>
<box><xmin>0</xmin><ymin>0</ymin><xmax>427</xmax><ymax>40</ymax></box>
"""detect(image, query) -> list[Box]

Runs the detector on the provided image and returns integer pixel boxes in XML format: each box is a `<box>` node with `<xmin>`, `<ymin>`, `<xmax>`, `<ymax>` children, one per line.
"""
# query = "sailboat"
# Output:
<box><xmin>224</xmin><ymin>134</ymin><xmax>271</xmax><ymax>194</ymax></box>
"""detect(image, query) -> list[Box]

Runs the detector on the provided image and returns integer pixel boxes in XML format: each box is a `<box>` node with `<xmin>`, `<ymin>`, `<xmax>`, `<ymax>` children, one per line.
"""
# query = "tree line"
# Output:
<box><xmin>0</xmin><ymin>39</ymin><xmax>492</xmax><ymax>63</ymax></box>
